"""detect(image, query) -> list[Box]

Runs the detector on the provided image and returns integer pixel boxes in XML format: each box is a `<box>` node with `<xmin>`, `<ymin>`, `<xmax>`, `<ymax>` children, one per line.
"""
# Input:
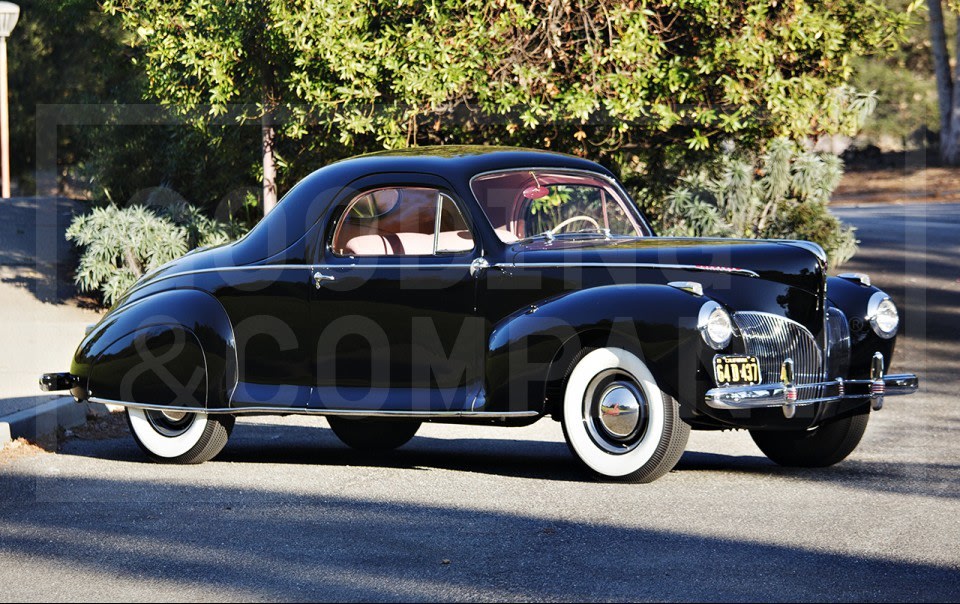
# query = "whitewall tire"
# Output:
<box><xmin>126</xmin><ymin>407</ymin><xmax>234</xmax><ymax>464</ymax></box>
<box><xmin>561</xmin><ymin>347</ymin><xmax>690</xmax><ymax>483</ymax></box>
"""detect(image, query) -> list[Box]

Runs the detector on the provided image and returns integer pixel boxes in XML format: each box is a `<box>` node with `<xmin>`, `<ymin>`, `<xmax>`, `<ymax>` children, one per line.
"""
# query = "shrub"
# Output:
<box><xmin>653</xmin><ymin>138</ymin><xmax>857</xmax><ymax>268</ymax></box>
<box><xmin>66</xmin><ymin>194</ymin><xmax>246</xmax><ymax>305</ymax></box>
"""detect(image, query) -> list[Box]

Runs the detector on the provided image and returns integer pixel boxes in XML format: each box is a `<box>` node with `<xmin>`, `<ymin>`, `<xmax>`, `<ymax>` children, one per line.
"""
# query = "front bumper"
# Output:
<box><xmin>705</xmin><ymin>352</ymin><xmax>918</xmax><ymax>417</ymax></box>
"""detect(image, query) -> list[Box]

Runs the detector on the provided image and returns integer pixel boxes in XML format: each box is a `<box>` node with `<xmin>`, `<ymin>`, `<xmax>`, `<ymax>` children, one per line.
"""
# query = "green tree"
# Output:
<box><xmin>105</xmin><ymin>0</ymin><xmax>915</xmax><ymax>214</ymax></box>
<box><xmin>8</xmin><ymin>0</ymin><xmax>140</xmax><ymax>193</ymax></box>
<box><xmin>103</xmin><ymin>0</ymin><xmax>301</xmax><ymax>213</ymax></box>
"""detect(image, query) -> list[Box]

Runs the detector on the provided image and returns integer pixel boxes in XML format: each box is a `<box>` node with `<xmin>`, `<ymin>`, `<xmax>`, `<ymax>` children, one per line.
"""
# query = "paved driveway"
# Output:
<box><xmin>0</xmin><ymin>203</ymin><xmax>957</xmax><ymax>601</ymax></box>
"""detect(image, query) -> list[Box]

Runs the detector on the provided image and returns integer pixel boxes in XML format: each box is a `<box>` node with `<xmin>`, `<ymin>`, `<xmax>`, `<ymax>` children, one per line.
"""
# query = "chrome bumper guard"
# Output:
<box><xmin>705</xmin><ymin>352</ymin><xmax>919</xmax><ymax>418</ymax></box>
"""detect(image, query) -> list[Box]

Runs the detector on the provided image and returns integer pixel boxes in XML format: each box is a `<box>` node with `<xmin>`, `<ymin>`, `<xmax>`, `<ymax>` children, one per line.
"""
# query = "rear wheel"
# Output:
<box><xmin>327</xmin><ymin>417</ymin><xmax>421</xmax><ymax>451</ymax></box>
<box><xmin>126</xmin><ymin>407</ymin><xmax>234</xmax><ymax>464</ymax></box>
<box><xmin>561</xmin><ymin>347</ymin><xmax>689</xmax><ymax>483</ymax></box>
<box><xmin>750</xmin><ymin>411</ymin><xmax>870</xmax><ymax>467</ymax></box>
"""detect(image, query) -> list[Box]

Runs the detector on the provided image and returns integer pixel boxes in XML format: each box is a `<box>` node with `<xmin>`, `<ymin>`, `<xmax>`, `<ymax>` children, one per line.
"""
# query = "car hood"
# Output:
<box><xmin>509</xmin><ymin>236</ymin><xmax>828</xmax><ymax>333</ymax></box>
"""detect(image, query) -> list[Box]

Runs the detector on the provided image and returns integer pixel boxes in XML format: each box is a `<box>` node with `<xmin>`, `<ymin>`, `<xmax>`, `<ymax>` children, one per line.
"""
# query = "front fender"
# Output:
<box><xmin>826</xmin><ymin>276</ymin><xmax>897</xmax><ymax>378</ymax></box>
<box><xmin>71</xmin><ymin>289</ymin><xmax>237</xmax><ymax>408</ymax></box>
<box><xmin>482</xmin><ymin>284</ymin><xmax>711</xmax><ymax>415</ymax></box>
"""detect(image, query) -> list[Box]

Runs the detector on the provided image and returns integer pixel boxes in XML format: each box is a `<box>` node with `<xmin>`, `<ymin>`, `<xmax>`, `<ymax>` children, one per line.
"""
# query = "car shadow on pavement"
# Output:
<box><xmin>59</xmin><ymin>421</ymin><xmax>960</xmax><ymax>500</ymax></box>
<box><xmin>679</xmin><ymin>451</ymin><xmax>960</xmax><ymax>500</ymax></box>
<box><xmin>0</xmin><ymin>471</ymin><xmax>957</xmax><ymax>601</ymax></box>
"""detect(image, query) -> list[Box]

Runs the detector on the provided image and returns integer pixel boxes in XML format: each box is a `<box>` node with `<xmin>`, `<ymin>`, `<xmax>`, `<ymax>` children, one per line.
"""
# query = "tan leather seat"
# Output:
<box><xmin>343</xmin><ymin>231</ymin><xmax>475</xmax><ymax>256</ymax></box>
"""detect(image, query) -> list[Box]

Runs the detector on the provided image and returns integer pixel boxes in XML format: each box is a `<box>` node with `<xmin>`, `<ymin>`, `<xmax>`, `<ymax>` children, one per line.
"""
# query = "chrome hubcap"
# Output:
<box><xmin>160</xmin><ymin>410</ymin><xmax>188</xmax><ymax>422</ymax></box>
<box><xmin>583</xmin><ymin>371</ymin><xmax>649</xmax><ymax>455</ymax></box>
<box><xmin>145</xmin><ymin>409</ymin><xmax>195</xmax><ymax>437</ymax></box>
<box><xmin>598</xmin><ymin>383</ymin><xmax>643</xmax><ymax>438</ymax></box>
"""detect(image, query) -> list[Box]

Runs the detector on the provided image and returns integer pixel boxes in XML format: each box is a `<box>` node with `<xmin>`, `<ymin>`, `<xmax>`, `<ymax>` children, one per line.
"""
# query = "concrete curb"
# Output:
<box><xmin>0</xmin><ymin>397</ymin><xmax>108</xmax><ymax>449</ymax></box>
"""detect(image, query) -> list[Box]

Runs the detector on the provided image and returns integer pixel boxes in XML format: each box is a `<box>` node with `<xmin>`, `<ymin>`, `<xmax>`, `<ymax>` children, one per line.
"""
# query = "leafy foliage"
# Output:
<box><xmin>78</xmin><ymin>123</ymin><xmax>264</xmax><ymax>223</ymax></box>
<box><xmin>656</xmin><ymin>138</ymin><xmax>857</xmax><ymax>267</ymax></box>
<box><xmin>32</xmin><ymin>0</ymin><xmax>910</xmax><ymax>280</ymax></box>
<box><xmin>7</xmin><ymin>0</ymin><xmax>142</xmax><ymax>193</ymax></box>
<box><xmin>104</xmin><ymin>0</ymin><xmax>915</xmax><ymax>191</ymax></box>
<box><xmin>66</xmin><ymin>195</ymin><xmax>246</xmax><ymax>305</ymax></box>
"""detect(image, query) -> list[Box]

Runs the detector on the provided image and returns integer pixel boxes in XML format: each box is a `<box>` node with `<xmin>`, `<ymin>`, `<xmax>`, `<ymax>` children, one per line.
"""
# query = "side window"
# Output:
<box><xmin>331</xmin><ymin>187</ymin><xmax>475</xmax><ymax>257</ymax></box>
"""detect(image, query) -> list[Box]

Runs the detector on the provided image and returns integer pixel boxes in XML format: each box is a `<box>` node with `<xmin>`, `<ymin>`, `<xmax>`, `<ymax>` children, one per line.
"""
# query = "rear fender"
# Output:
<box><xmin>72</xmin><ymin>289</ymin><xmax>237</xmax><ymax>408</ymax></box>
<box><xmin>483</xmin><ymin>284</ymin><xmax>710</xmax><ymax>415</ymax></box>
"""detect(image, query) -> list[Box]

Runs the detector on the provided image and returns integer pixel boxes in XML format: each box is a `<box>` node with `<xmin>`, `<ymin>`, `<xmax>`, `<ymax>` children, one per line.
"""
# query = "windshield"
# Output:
<box><xmin>470</xmin><ymin>170</ymin><xmax>646</xmax><ymax>243</ymax></box>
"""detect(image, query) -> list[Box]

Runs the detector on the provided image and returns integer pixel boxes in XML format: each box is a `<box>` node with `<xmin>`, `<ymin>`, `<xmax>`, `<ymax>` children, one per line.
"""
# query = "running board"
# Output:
<box><xmin>88</xmin><ymin>397</ymin><xmax>541</xmax><ymax>420</ymax></box>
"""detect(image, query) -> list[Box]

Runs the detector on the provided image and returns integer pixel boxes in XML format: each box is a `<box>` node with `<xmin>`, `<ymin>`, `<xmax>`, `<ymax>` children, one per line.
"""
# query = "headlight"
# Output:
<box><xmin>867</xmin><ymin>292</ymin><xmax>899</xmax><ymax>339</ymax></box>
<box><xmin>698</xmin><ymin>301</ymin><xmax>733</xmax><ymax>350</ymax></box>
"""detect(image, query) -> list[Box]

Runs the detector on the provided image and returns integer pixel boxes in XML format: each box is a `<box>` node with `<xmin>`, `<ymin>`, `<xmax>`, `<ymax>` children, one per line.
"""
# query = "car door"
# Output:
<box><xmin>309</xmin><ymin>174</ymin><xmax>485</xmax><ymax>412</ymax></box>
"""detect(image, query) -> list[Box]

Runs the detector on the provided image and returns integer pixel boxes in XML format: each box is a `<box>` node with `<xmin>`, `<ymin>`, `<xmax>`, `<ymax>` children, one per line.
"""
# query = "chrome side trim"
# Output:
<box><xmin>88</xmin><ymin>397</ymin><xmax>541</xmax><ymax>419</ymax></box>
<box><xmin>705</xmin><ymin>374</ymin><xmax>918</xmax><ymax>410</ymax></box>
<box><xmin>133</xmin><ymin>260</ymin><xmax>761</xmax><ymax>290</ymax></box>
<box><xmin>494</xmin><ymin>262</ymin><xmax>760</xmax><ymax>278</ymax></box>
<box><xmin>128</xmin><ymin>263</ymin><xmax>477</xmax><ymax>292</ymax></box>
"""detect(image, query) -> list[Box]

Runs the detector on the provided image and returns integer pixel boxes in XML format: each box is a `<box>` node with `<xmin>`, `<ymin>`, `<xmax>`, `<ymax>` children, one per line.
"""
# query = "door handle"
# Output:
<box><xmin>313</xmin><ymin>271</ymin><xmax>335</xmax><ymax>289</ymax></box>
<box><xmin>470</xmin><ymin>257</ymin><xmax>490</xmax><ymax>278</ymax></box>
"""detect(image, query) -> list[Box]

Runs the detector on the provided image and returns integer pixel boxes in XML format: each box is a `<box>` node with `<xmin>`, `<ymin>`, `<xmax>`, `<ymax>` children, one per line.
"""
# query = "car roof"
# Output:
<box><xmin>239</xmin><ymin>146</ymin><xmax>617</xmax><ymax>262</ymax></box>
<box><xmin>329</xmin><ymin>145</ymin><xmax>616</xmax><ymax>180</ymax></box>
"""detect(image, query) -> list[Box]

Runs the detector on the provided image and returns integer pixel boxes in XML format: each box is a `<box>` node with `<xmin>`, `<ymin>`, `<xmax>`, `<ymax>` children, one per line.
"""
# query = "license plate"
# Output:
<box><xmin>714</xmin><ymin>355</ymin><xmax>762</xmax><ymax>386</ymax></box>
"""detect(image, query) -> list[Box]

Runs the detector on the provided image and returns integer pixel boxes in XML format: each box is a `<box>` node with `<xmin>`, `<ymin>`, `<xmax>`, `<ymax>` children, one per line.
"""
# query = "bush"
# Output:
<box><xmin>652</xmin><ymin>138</ymin><xmax>857</xmax><ymax>268</ymax></box>
<box><xmin>66</xmin><ymin>193</ymin><xmax>247</xmax><ymax>305</ymax></box>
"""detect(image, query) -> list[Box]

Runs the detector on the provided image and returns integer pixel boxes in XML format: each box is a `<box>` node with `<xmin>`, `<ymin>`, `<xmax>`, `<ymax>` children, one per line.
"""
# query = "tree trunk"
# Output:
<box><xmin>262</xmin><ymin>110</ymin><xmax>278</xmax><ymax>215</ymax></box>
<box><xmin>928</xmin><ymin>0</ymin><xmax>959</xmax><ymax>164</ymax></box>
<box><xmin>947</xmin><ymin>23</ymin><xmax>960</xmax><ymax>164</ymax></box>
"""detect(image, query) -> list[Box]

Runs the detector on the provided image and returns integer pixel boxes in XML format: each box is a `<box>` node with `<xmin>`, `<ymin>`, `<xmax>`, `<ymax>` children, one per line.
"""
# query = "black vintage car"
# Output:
<box><xmin>42</xmin><ymin>147</ymin><xmax>918</xmax><ymax>482</ymax></box>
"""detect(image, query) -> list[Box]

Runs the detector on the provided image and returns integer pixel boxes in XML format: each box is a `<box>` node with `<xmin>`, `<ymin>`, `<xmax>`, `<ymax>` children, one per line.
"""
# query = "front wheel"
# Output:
<box><xmin>126</xmin><ymin>408</ymin><xmax>234</xmax><ymax>464</ymax></box>
<box><xmin>327</xmin><ymin>417</ymin><xmax>421</xmax><ymax>451</ymax></box>
<box><xmin>750</xmin><ymin>411</ymin><xmax>870</xmax><ymax>467</ymax></box>
<box><xmin>561</xmin><ymin>347</ymin><xmax>690</xmax><ymax>483</ymax></box>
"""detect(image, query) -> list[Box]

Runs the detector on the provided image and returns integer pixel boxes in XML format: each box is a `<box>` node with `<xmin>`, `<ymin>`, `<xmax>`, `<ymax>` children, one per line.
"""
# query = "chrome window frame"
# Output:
<box><xmin>468</xmin><ymin>167</ymin><xmax>654</xmax><ymax>244</ymax></box>
<box><xmin>329</xmin><ymin>186</ymin><xmax>478</xmax><ymax>259</ymax></box>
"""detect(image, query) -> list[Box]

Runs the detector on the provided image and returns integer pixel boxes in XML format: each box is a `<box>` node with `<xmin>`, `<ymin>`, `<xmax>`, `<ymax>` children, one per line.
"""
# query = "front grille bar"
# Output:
<box><xmin>732</xmin><ymin>312</ymin><xmax>823</xmax><ymax>400</ymax></box>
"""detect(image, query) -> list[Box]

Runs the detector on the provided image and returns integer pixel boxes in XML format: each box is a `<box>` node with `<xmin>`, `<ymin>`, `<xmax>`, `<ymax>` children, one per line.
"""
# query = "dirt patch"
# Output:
<box><xmin>833</xmin><ymin>167</ymin><xmax>960</xmax><ymax>205</ymax></box>
<box><xmin>0</xmin><ymin>438</ymin><xmax>51</xmax><ymax>464</ymax></box>
<box><xmin>65</xmin><ymin>409</ymin><xmax>129</xmax><ymax>441</ymax></box>
<box><xmin>1</xmin><ymin>410</ymin><xmax>129</xmax><ymax>465</ymax></box>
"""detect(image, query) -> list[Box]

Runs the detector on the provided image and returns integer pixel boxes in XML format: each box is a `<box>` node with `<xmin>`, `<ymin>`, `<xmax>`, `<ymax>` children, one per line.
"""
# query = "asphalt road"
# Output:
<box><xmin>1</xmin><ymin>203</ymin><xmax>958</xmax><ymax>602</ymax></box>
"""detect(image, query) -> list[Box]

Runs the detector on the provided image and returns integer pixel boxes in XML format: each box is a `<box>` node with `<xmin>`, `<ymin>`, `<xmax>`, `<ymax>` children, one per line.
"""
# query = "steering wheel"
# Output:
<box><xmin>549</xmin><ymin>215</ymin><xmax>602</xmax><ymax>235</ymax></box>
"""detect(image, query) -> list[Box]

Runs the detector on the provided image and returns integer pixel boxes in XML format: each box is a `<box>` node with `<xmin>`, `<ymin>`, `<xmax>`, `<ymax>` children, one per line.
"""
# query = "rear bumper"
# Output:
<box><xmin>706</xmin><ymin>373</ymin><xmax>919</xmax><ymax>409</ymax></box>
<box><xmin>39</xmin><ymin>372</ymin><xmax>78</xmax><ymax>392</ymax></box>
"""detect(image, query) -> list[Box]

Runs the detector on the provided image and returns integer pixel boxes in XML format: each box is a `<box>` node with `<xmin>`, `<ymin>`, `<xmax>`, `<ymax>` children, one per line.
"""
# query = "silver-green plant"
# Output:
<box><xmin>66</xmin><ymin>195</ymin><xmax>246</xmax><ymax>305</ymax></box>
<box><xmin>657</xmin><ymin>138</ymin><xmax>857</xmax><ymax>268</ymax></box>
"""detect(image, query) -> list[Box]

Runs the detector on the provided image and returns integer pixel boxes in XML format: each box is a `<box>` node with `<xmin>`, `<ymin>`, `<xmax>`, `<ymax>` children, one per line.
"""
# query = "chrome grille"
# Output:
<box><xmin>732</xmin><ymin>312</ymin><xmax>824</xmax><ymax>401</ymax></box>
<box><xmin>824</xmin><ymin>306</ymin><xmax>851</xmax><ymax>380</ymax></box>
